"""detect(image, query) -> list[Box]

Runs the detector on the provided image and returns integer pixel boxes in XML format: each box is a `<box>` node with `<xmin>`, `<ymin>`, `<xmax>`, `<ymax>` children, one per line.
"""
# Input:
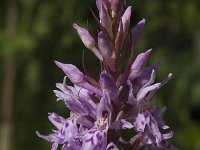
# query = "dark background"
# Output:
<box><xmin>0</xmin><ymin>0</ymin><xmax>200</xmax><ymax>149</ymax></box>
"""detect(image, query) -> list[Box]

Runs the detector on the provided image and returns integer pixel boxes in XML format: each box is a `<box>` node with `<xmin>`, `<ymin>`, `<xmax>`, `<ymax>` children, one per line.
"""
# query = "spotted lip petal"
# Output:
<box><xmin>96</xmin><ymin>90</ymin><xmax>112</xmax><ymax>123</ymax></box>
<box><xmin>36</xmin><ymin>117</ymin><xmax>82</xmax><ymax>150</ymax></box>
<box><xmin>80</xmin><ymin>90</ymin><xmax>112</xmax><ymax>150</ymax></box>
<box><xmin>134</xmin><ymin>110</ymin><xmax>150</xmax><ymax>132</ymax></box>
<box><xmin>81</xmin><ymin>128</ymin><xmax>108</xmax><ymax>150</ymax></box>
<box><xmin>134</xmin><ymin>108</ymin><xmax>173</xmax><ymax>147</ymax></box>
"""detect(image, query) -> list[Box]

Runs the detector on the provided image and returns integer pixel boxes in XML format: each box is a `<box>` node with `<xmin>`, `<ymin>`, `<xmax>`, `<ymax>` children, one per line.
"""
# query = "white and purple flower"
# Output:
<box><xmin>37</xmin><ymin>0</ymin><xmax>176</xmax><ymax>149</ymax></box>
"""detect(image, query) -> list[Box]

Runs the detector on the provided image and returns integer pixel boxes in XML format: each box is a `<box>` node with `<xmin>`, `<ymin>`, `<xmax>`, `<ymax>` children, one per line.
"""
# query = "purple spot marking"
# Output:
<box><xmin>65</xmin><ymin>122</ymin><xmax>69</xmax><ymax>128</ymax></box>
<box><xmin>85</xmin><ymin>137</ymin><xmax>94</xmax><ymax>145</ymax></box>
<box><xmin>144</xmin><ymin>111</ymin><xmax>148</xmax><ymax>118</ymax></box>
<box><xmin>89</xmin><ymin>129</ymin><xmax>96</xmax><ymax>134</ymax></box>
<box><xmin>141</xmin><ymin>121</ymin><xmax>144</xmax><ymax>126</ymax></box>
<box><xmin>96</xmin><ymin>132</ymin><xmax>102</xmax><ymax>140</ymax></box>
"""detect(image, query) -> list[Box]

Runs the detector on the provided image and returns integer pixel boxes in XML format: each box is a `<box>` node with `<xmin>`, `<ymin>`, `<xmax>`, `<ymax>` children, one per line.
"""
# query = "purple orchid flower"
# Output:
<box><xmin>37</xmin><ymin>0</ymin><xmax>176</xmax><ymax>149</ymax></box>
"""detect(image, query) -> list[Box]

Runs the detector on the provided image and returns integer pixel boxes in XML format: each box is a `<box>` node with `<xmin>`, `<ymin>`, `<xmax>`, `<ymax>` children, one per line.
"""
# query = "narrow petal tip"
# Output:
<box><xmin>140</xmin><ymin>18</ymin><xmax>146</xmax><ymax>24</ymax></box>
<box><xmin>36</xmin><ymin>131</ymin><xmax>41</xmax><ymax>137</ymax></box>
<box><xmin>146</xmin><ymin>48</ymin><xmax>152</xmax><ymax>53</ymax></box>
<box><xmin>168</xmin><ymin>73</ymin><xmax>173</xmax><ymax>78</ymax></box>
<box><xmin>73</xmin><ymin>23</ymin><xmax>77</xmax><ymax>28</ymax></box>
<box><xmin>54</xmin><ymin>60</ymin><xmax>62</xmax><ymax>68</ymax></box>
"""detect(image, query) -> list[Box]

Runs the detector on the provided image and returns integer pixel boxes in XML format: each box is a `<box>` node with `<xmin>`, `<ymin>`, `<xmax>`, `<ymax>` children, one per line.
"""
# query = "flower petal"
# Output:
<box><xmin>134</xmin><ymin>110</ymin><xmax>150</xmax><ymax>132</ymax></box>
<box><xmin>100</xmin><ymin>5</ymin><xmax>113</xmax><ymax>38</ymax></box>
<box><xmin>96</xmin><ymin>90</ymin><xmax>112</xmax><ymax>122</ymax></box>
<box><xmin>55</xmin><ymin>61</ymin><xmax>102</xmax><ymax>96</ymax></box>
<box><xmin>37</xmin><ymin>117</ymin><xmax>81</xmax><ymax>149</ymax></box>
<box><xmin>129</xmin><ymin>49</ymin><xmax>152</xmax><ymax>80</ymax></box>
<box><xmin>99</xmin><ymin>71</ymin><xmax>118</xmax><ymax>99</ymax></box>
<box><xmin>131</xmin><ymin>18</ymin><xmax>146</xmax><ymax>44</ymax></box>
<box><xmin>127</xmin><ymin>79</ymin><xmax>137</xmax><ymax>105</ymax></box>
<box><xmin>48</xmin><ymin>113</ymin><xmax>66</xmax><ymax>129</ymax></box>
<box><xmin>132</xmin><ymin>62</ymin><xmax>160</xmax><ymax>91</ymax></box>
<box><xmin>121</xmin><ymin>6</ymin><xmax>132</xmax><ymax>36</ymax></box>
<box><xmin>73</xmin><ymin>23</ymin><xmax>103</xmax><ymax>60</ymax></box>
<box><xmin>76</xmin><ymin>116</ymin><xmax>95</xmax><ymax>128</ymax></box>
<box><xmin>110</xmin><ymin>119</ymin><xmax>134</xmax><ymax>129</ymax></box>
<box><xmin>81</xmin><ymin>128</ymin><xmax>107</xmax><ymax>150</ymax></box>
<box><xmin>98</xmin><ymin>32</ymin><xmax>115</xmax><ymax>71</ymax></box>
<box><xmin>136</xmin><ymin>83</ymin><xmax>161</xmax><ymax>103</ymax></box>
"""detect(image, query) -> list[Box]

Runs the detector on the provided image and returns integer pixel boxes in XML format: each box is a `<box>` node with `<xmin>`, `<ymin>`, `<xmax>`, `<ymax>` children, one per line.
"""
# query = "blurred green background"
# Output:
<box><xmin>0</xmin><ymin>0</ymin><xmax>200</xmax><ymax>149</ymax></box>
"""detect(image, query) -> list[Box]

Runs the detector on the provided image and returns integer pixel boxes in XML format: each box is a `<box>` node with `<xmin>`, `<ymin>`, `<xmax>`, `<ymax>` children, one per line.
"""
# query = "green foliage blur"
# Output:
<box><xmin>0</xmin><ymin>0</ymin><xmax>200</xmax><ymax>149</ymax></box>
